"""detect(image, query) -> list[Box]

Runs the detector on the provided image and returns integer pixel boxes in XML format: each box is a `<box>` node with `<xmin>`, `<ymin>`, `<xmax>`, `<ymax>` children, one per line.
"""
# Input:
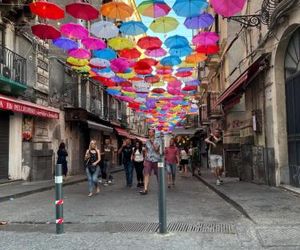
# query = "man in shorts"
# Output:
<box><xmin>205</xmin><ymin>129</ymin><xmax>224</xmax><ymax>186</ymax></box>
<box><xmin>140</xmin><ymin>128</ymin><xmax>161</xmax><ymax>195</ymax></box>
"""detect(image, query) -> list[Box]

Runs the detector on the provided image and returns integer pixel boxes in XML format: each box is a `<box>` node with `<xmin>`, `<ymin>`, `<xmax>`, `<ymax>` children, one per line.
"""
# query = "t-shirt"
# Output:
<box><xmin>180</xmin><ymin>150</ymin><xmax>189</xmax><ymax>160</ymax></box>
<box><xmin>122</xmin><ymin>145</ymin><xmax>133</xmax><ymax>163</ymax></box>
<box><xmin>103</xmin><ymin>145</ymin><xmax>114</xmax><ymax>161</ymax></box>
<box><xmin>145</xmin><ymin>138</ymin><xmax>161</xmax><ymax>162</ymax></box>
<box><xmin>133</xmin><ymin>148</ymin><xmax>144</xmax><ymax>162</ymax></box>
<box><xmin>209</xmin><ymin>136</ymin><xmax>223</xmax><ymax>156</ymax></box>
<box><xmin>165</xmin><ymin>146</ymin><xmax>179</xmax><ymax>164</ymax></box>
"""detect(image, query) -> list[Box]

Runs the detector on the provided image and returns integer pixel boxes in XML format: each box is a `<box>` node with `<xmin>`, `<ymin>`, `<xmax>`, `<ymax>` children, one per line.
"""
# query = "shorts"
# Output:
<box><xmin>143</xmin><ymin>160</ymin><xmax>158</xmax><ymax>176</ymax></box>
<box><xmin>180</xmin><ymin>159</ymin><xmax>189</xmax><ymax>165</ymax></box>
<box><xmin>166</xmin><ymin>163</ymin><xmax>176</xmax><ymax>176</ymax></box>
<box><xmin>209</xmin><ymin>154</ymin><xmax>223</xmax><ymax>169</ymax></box>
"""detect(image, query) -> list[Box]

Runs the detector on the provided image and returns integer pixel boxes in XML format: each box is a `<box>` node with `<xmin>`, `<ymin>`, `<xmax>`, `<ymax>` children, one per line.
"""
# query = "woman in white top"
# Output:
<box><xmin>132</xmin><ymin>141</ymin><xmax>145</xmax><ymax>188</ymax></box>
<box><xmin>180</xmin><ymin>147</ymin><xmax>190</xmax><ymax>176</ymax></box>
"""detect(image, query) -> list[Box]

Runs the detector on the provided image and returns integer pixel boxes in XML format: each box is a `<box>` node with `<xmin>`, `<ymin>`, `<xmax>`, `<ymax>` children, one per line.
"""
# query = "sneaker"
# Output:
<box><xmin>139</xmin><ymin>190</ymin><xmax>148</xmax><ymax>195</ymax></box>
<box><xmin>216</xmin><ymin>179</ymin><xmax>221</xmax><ymax>186</ymax></box>
<box><xmin>108</xmin><ymin>180</ymin><xmax>112</xmax><ymax>184</ymax></box>
<box><xmin>103</xmin><ymin>182</ymin><xmax>108</xmax><ymax>186</ymax></box>
<box><xmin>98</xmin><ymin>179</ymin><xmax>102</xmax><ymax>184</ymax></box>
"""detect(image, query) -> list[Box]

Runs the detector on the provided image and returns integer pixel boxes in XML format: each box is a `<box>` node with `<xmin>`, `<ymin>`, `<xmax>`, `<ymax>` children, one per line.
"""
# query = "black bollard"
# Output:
<box><xmin>55</xmin><ymin>164</ymin><xmax>64</xmax><ymax>234</ymax></box>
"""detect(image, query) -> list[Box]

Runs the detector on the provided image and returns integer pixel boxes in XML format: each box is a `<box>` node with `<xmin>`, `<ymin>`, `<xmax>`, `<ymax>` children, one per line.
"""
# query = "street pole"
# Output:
<box><xmin>158</xmin><ymin>134</ymin><xmax>167</xmax><ymax>234</ymax></box>
<box><xmin>55</xmin><ymin>164</ymin><xmax>64</xmax><ymax>234</ymax></box>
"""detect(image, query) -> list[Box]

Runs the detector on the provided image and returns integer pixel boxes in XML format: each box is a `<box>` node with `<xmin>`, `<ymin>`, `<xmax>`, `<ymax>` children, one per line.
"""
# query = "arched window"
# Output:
<box><xmin>285</xmin><ymin>28</ymin><xmax>300</xmax><ymax>79</ymax></box>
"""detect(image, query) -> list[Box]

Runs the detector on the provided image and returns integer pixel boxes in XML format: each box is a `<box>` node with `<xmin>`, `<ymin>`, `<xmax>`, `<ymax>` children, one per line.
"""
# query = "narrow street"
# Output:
<box><xmin>1</xmin><ymin>171</ymin><xmax>300</xmax><ymax>250</ymax></box>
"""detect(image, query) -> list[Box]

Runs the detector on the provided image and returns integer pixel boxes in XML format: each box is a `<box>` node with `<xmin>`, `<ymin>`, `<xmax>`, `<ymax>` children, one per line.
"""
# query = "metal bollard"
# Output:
<box><xmin>55</xmin><ymin>164</ymin><xmax>64</xmax><ymax>234</ymax></box>
<box><xmin>158</xmin><ymin>160</ymin><xmax>167</xmax><ymax>234</ymax></box>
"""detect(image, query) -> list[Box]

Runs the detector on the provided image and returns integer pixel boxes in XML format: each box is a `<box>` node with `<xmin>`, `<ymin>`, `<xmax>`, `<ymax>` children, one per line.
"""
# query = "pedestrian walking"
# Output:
<box><xmin>101</xmin><ymin>138</ymin><xmax>115</xmax><ymax>186</ymax></box>
<box><xmin>132</xmin><ymin>141</ymin><xmax>145</xmax><ymax>188</ymax></box>
<box><xmin>191</xmin><ymin>146</ymin><xmax>201</xmax><ymax>176</ymax></box>
<box><xmin>118</xmin><ymin>138</ymin><xmax>133</xmax><ymax>187</ymax></box>
<box><xmin>57</xmin><ymin>142</ymin><xmax>68</xmax><ymax>178</ymax></box>
<box><xmin>180</xmin><ymin>147</ymin><xmax>190</xmax><ymax>177</ymax></box>
<box><xmin>205</xmin><ymin>129</ymin><xmax>224</xmax><ymax>185</ymax></box>
<box><xmin>164</xmin><ymin>138</ymin><xmax>180</xmax><ymax>188</ymax></box>
<box><xmin>140</xmin><ymin>128</ymin><xmax>161</xmax><ymax>195</ymax></box>
<box><xmin>84</xmin><ymin>140</ymin><xmax>101</xmax><ymax>197</ymax></box>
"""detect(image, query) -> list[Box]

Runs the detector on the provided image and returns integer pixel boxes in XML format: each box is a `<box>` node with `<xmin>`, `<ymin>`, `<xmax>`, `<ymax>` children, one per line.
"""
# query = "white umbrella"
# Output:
<box><xmin>90</xmin><ymin>58</ymin><xmax>110</xmax><ymax>68</ymax></box>
<box><xmin>91</xmin><ymin>21</ymin><xmax>119</xmax><ymax>39</ymax></box>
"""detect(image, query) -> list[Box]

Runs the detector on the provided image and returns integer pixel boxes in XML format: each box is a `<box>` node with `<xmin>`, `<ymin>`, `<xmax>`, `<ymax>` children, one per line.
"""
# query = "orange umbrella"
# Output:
<box><xmin>185</xmin><ymin>53</ymin><xmax>207</xmax><ymax>64</ymax></box>
<box><xmin>100</xmin><ymin>2</ymin><xmax>133</xmax><ymax>20</ymax></box>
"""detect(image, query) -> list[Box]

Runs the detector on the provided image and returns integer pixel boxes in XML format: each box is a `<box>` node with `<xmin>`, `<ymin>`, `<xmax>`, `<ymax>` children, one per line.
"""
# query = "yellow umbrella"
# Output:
<box><xmin>71</xmin><ymin>65</ymin><xmax>91</xmax><ymax>73</ymax></box>
<box><xmin>178</xmin><ymin>61</ymin><xmax>196</xmax><ymax>68</ymax></box>
<box><xmin>152</xmin><ymin>81</ymin><xmax>165</xmax><ymax>87</ymax></box>
<box><xmin>185</xmin><ymin>53</ymin><xmax>207</xmax><ymax>64</ymax></box>
<box><xmin>117</xmin><ymin>71</ymin><xmax>135</xmax><ymax>79</ymax></box>
<box><xmin>150</xmin><ymin>16</ymin><xmax>179</xmax><ymax>33</ymax></box>
<box><xmin>122</xmin><ymin>91</ymin><xmax>136</xmax><ymax>98</ymax></box>
<box><xmin>67</xmin><ymin>57</ymin><xmax>89</xmax><ymax>67</ymax></box>
<box><xmin>100</xmin><ymin>2</ymin><xmax>133</xmax><ymax>20</ymax></box>
<box><xmin>108</xmin><ymin>37</ymin><xmax>135</xmax><ymax>50</ymax></box>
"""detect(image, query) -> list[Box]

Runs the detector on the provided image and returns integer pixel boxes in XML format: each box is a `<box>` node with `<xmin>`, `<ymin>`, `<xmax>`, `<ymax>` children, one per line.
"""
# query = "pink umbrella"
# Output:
<box><xmin>210</xmin><ymin>0</ymin><xmax>246</xmax><ymax>17</ymax></box>
<box><xmin>68</xmin><ymin>48</ymin><xmax>91</xmax><ymax>59</ymax></box>
<box><xmin>60</xmin><ymin>23</ymin><xmax>89</xmax><ymax>40</ymax></box>
<box><xmin>145</xmin><ymin>47</ymin><xmax>167</xmax><ymax>58</ymax></box>
<box><xmin>111</xmin><ymin>58</ymin><xmax>130</xmax><ymax>73</ymax></box>
<box><xmin>82</xmin><ymin>37</ymin><xmax>106</xmax><ymax>50</ymax></box>
<box><xmin>192</xmin><ymin>32</ymin><xmax>219</xmax><ymax>46</ymax></box>
<box><xmin>118</xmin><ymin>96</ymin><xmax>134</xmax><ymax>102</ymax></box>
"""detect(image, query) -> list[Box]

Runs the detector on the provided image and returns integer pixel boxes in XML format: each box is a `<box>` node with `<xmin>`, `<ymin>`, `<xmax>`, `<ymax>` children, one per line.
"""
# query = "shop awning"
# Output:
<box><xmin>216</xmin><ymin>54</ymin><xmax>269</xmax><ymax>106</ymax></box>
<box><xmin>87</xmin><ymin>120</ymin><xmax>113</xmax><ymax>133</ymax></box>
<box><xmin>0</xmin><ymin>94</ymin><xmax>59</xmax><ymax>119</ymax></box>
<box><xmin>115</xmin><ymin>127</ymin><xmax>135</xmax><ymax>139</ymax></box>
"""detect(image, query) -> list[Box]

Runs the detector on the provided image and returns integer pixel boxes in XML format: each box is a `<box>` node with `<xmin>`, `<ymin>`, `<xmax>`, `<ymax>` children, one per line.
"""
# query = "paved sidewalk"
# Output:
<box><xmin>0</xmin><ymin>167</ymin><xmax>123</xmax><ymax>202</ymax></box>
<box><xmin>197</xmin><ymin>168</ymin><xmax>300</xmax><ymax>225</ymax></box>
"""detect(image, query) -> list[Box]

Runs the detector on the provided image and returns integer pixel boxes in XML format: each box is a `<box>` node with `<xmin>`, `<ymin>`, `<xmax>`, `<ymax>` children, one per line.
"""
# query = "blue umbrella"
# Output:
<box><xmin>169</xmin><ymin>46</ymin><xmax>193</xmax><ymax>57</ymax></box>
<box><xmin>164</xmin><ymin>35</ymin><xmax>189</xmax><ymax>48</ymax></box>
<box><xmin>185</xmin><ymin>79</ymin><xmax>201</xmax><ymax>86</ymax></box>
<box><xmin>120</xmin><ymin>21</ymin><xmax>148</xmax><ymax>36</ymax></box>
<box><xmin>172</xmin><ymin>0</ymin><xmax>208</xmax><ymax>17</ymax></box>
<box><xmin>184</xmin><ymin>13</ymin><xmax>214</xmax><ymax>29</ymax></box>
<box><xmin>93</xmin><ymin>48</ymin><xmax>117</xmax><ymax>60</ymax></box>
<box><xmin>52</xmin><ymin>37</ymin><xmax>78</xmax><ymax>50</ymax></box>
<box><xmin>160</xmin><ymin>56</ymin><xmax>182</xmax><ymax>66</ymax></box>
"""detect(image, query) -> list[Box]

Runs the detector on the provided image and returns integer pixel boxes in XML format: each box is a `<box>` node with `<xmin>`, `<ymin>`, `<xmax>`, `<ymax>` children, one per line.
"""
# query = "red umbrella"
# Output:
<box><xmin>31</xmin><ymin>24</ymin><xmax>61</xmax><ymax>40</ymax></box>
<box><xmin>29</xmin><ymin>1</ymin><xmax>64</xmax><ymax>20</ymax></box>
<box><xmin>196</xmin><ymin>44</ymin><xmax>220</xmax><ymax>54</ymax></box>
<box><xmin>175</xmin><ymin>71</ymin><xmax>192</xmax><ymax>77</ymax></box>
<box><xmin>139</xmin><ymin>58</ymin><xmax>158</xmax><ymax>66</ymax></box>
<box><xmin>120</xmin><ymin>81</ymin><xmax>132</xmax><ymax>87</ymax></box>
<box><xmin>119</xmin><ymin>48</ymin><xmax>141</xmax><ymax>59</ymax></box>
<box><xmin>152</xmin><ymin>88</ymin><xmax>165</xmax><ymax>94</ymax></box>
<box><xmin>137</xmin><ymin>36</ymin><xmax>162</xmax><ymax>50</ymax></box>
<box><xmin>134</xmin><ymin>61</ymin><xmax>153</xmax><ymax>75</ymax></box>
<box><xmin>182</xmin><ymin>85</ymin><xmax>197</xmax><ymax>91</ymax></box>
<box><xmin>66</xmin><ymin>2</ymin><xmax>99</xmax><ymax>21</ymax></box>
<box><xmin>145</xmin><ymin>75</ymin><xmax>160</xmax><ymax>84</ymax></box>
<box><xmin>128</xmin><ymin>102</ymin><xmax>140</xmax><ymax>109</ymax></box>
<box><xmin>93</xmin><ymin>76</ymin><xmax>116</xmax><ymax>87</ymax></box>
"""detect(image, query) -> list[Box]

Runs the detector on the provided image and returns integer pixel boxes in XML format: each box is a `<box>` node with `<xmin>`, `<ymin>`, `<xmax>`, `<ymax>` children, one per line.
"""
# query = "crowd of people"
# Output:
<box><xmin>57</xmin><ymin>128</ymin><xmax>224</xmax><ymax>197</ymax></box>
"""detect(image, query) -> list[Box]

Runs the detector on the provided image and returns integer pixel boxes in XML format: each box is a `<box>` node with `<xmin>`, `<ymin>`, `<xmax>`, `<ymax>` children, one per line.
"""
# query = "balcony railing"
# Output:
<box><xmin>0</xmin><ymin>44</ymin><xmax>27</xmax><ymax>85</ymax></box>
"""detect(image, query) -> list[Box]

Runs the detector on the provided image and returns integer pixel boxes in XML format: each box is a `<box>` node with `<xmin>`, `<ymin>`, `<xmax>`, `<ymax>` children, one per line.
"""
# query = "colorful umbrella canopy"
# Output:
<box><xmin>31</xmin><ymin>24</ymin><xmax>61</xmax><ymax>40</ymax></box>
<box><xmin>90</xmin><ymin>21</ymin><xmax>119</xmax><ymax>39</ymax></box>
<box><xmin>185</xmin><ymin>53</ymin><xmax>207</xmax><ymax>63</ymax></box>
<box><xmin>108</xmin><ymin>37</ymin><xmax>135</xmax><ymax>50</ymax></box>
<box><xmin>150</xmin><ymin>16</ymin><xmax>179</xmax><ymax>33</ymax></box>
<box><xmin>82</xmin><ymin>37</ymin><xmax>106</xmax><ymax>50</ymax></box>
<box><xmin>160</xmin><ymin>56</ymin><xmax>182</xmax><ymax>66</ymax></box>
<box><xmin>52</xmin><ymin>37</ymin><xmax>78</xmax><ymax>50</ymax></box>
<box><xmin>93</xmin><ymin>48</ymin><xmax>117</xmax><ymax>60</ymax></box>
<box><xmin>90</xmin><ymin>58</ymin><xmax>110</xmax><ymax>68</ymax></box>
<box><xmin>137</xmin><ymin>36</ymin><xmax>162</xmax><ymax>50</ymax></box>
<box><xmin>119</xmin><ymin>48</ymin><xmax>141</xmax><ymax>60</ymax></box>
<box><xmin>29</xmin><ymin>1</ymin><xmax>64</xmax><ymax>20</ymax></box>
<box><xmin>137</xmin><ymin>0</ymin><xmax>171</xmax><ymax>18</ymax></box>
<box><xmin>60</xmin><ymin>23</ymin><xmax>88</xmax><ymax>40</ymax></box>
<box><xmin>164</xmin><ymin>35</ymin><xmax>189</xmax><ymax>48</ymax></box>
<box><xmin>196</xmin><ymin>44</ymin><xmax>220</xmax><ymax>54</ymax></box>
<box><xmin>184</xmin><ymin>13</ymin><xmax>214</xmax><ymax>29</ymax></box>
<box><xmin>169</xmin><ymin>46</ymin><xmax>193</xmax><ymax>57</ymax></box>
<box><xmin>192</xmin><ymin>31</ymin><xmax>219</xmax><ymax>46</ymax></box>
<box><xmin>120</xmin><ymin>21</ymin><xmax>148</xmax><ymax>36</ymax></box>
<box><xmin>172</xmin><ymin>0</ymin><xmax>208</xmax><ymax>17</ymax></box>
<box><xmin>100</xmin><ymin>2</ymin><xmax>133</xmax><ymax>20</ymax></box>
<box><xmin>210</xmin><ymin>0</ymin><xmax>246</xmax><ymax>17</ymax></box>
<box><xmin>66</xmin><ymin>2</ymin><xmax>98</xmax><ymax>21</ymax></box>
<box><xmin>145</xmin><ymin>47</ymin><xmax>167</xmax><ymax>57</ymax></box>
<box><xmin>68</xmin><ymin>48</ymin><xmax>91</xmax><ymax>59</ymax></box>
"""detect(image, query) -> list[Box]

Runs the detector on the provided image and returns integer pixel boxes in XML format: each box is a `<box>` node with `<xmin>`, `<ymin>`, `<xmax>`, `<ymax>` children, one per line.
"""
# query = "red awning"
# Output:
<box><xmin>0</xmin><ymin>95</ymin><xmax>59</xmax><ymax>119</ymax></box>
<box><xmin>115</xmin><ymin>127</ymin><xmax>134</xmax><ymax>139</ymax></box>
<box><xmin>216</xmin><ymin>54</ymin><xmax>269</xmax><ymax>106</ymax></box>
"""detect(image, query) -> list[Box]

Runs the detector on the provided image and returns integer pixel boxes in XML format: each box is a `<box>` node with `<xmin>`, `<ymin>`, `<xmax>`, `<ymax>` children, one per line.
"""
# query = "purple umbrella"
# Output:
<box><xmin>52</xmin><ymin>37</ymin><xmax>78</xmax><ymax>51</ymax></box>
<box><xmin>145</xmin><ymin>47</ymin><xmax>167</xmax><ymax>58</ymax></box>
<box><xmin>184</xmin><ymin>13</ymin><xmax>214</xmax><ymax>29</ymax></box>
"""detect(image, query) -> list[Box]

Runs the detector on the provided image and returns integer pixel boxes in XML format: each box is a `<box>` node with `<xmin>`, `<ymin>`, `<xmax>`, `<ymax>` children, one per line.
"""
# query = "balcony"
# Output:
<box><xmin>0</xmin><ymin>44</ymin><xmax>27</xmax><ymax>95</ymax></box>
<box><xmin>207</xmin><ymin>92</ymin><xmax>223</xmax><ymax>119</ymax></box>
<box><xmin>185</xmin><ymin>115</ymin><xmax>200</xmax><ymax>129</ymax></box>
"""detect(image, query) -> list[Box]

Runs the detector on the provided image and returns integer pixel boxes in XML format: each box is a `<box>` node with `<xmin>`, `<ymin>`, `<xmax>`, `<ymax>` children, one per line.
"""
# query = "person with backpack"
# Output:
<box><xmin>84</xmin><ymin>140</ymin><xmax>101</xmax><ymax>197</ymax></box>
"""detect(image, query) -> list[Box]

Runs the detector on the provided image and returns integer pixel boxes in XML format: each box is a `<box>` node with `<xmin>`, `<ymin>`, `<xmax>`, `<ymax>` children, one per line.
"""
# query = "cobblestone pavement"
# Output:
<box><xmin>0</xmin><ymin>171</ymin><xmax>299</xmax><ymax>250</ymax></box>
